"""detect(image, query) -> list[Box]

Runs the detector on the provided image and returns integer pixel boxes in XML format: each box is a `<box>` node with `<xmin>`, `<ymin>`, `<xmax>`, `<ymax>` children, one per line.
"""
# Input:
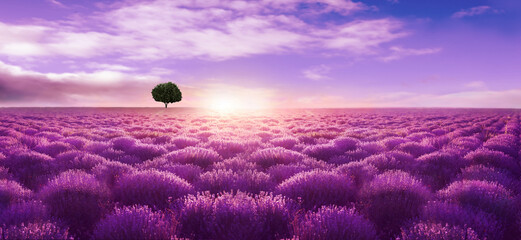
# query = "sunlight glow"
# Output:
<box><xmin>211</xmin><ymin>97</ymin><xmax>240</xmax><ymax>113</ymax></box>
<box><xmin>206</xmin><ymin>93</ymin><xmax>270</xmax><ymax>113</ymax></box>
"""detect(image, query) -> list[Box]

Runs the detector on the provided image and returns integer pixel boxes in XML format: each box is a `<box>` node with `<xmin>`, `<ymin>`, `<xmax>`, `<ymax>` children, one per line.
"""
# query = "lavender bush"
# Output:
<box><xmin>39</xmin><ymin>170</ymin><xmax>112</xmax><ymax>238</ymax></box>
<box><xmin>397</xmin><ymin>222</ymin><xmax>481</xmax><ymax>240</ymax></box>
<box><xmin>92</xmin><ymin>205</ymin><xmax>174</xmax><ymax>240</ymax></box>
<box><xmin>113</xmin><ymin>169</ymin><xmax>194</xmax><ymax>209</ymax></box>
<box><xmin>0</xmin><ymin>222</ymin><xmax>73</xmax><ymax>240</ymax></box>
<box><xmin>358</xmin><ymin>170</ymin><xmax>431</xmax><ymax>239</ymax></box>
<box><xmin>276</xmin><ymin>170</ymin><xmax>355</xmax><ymax>210</ymax></box>
<box><xmin>296</xmin><ymin>206</ymin><xmax>377</xmax><ymax>240</ymax></box>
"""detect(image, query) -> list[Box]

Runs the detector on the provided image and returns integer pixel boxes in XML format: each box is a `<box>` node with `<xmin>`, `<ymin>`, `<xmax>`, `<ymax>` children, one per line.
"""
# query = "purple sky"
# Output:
<box><xmin>0</xmin><ymin>0</ymin><xmax>520</xmax><ymax>108</ymax></box>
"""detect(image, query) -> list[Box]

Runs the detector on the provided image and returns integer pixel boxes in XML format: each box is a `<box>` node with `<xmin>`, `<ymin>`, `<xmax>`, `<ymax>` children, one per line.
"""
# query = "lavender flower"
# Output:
<box><xmin>92</xmin><ymin>205</ymin><xmax>174</xmax><ymax>240</ymax></box>
<box><xmin>296</xmin><ymin>206</ymin><xmax>377</xmax><ymax>240</ymax></box>
<box><xmin>358</xmin><ymin>170</ymin><xmax>431</xmax><ymax>239</ymax></box>
<box><xmin>276</xmin><ymin>170</ymin><xmax>355</xmax><ymax>210</ymax></box>
<box><xmin>114</xmin><ymin>169</ymin><xmax>194</xmax><ymax>209</ymax></box>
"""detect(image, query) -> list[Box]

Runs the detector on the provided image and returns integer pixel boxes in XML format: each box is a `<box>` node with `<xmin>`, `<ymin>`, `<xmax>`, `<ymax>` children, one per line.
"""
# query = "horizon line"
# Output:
<box><xmin>1</xmin><ymin>106</ymin><xmax>520</xmax><ymax>110</ymax></box>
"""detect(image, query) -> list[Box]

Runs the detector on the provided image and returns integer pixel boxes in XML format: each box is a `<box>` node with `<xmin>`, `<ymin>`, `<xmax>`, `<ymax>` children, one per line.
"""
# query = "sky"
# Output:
<box><xmin>0</xmin><ymin>0</ymin><xmax>520</xmax><ymax>108</ymax></box>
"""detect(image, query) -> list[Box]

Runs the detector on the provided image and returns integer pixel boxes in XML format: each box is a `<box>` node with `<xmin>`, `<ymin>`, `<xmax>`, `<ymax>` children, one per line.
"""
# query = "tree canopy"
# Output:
<box><xmin>151</xmin><ymin>82</ymin><xmax>182</xmax><ymax>108</ymax></box>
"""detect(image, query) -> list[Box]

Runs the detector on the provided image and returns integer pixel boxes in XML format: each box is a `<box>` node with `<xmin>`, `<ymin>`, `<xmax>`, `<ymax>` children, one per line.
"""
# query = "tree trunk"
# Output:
<box><xmin>164</xmin><ymin>103</ymin><xmax>168</xmax><ymax>108</ymax></box>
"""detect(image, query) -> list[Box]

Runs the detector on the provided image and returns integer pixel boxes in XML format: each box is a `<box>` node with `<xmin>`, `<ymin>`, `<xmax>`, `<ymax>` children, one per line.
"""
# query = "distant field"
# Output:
<box><xmin>1</xmin><ymin>108</ymin><xmax>520</xmax><ymax>240</ymax></box>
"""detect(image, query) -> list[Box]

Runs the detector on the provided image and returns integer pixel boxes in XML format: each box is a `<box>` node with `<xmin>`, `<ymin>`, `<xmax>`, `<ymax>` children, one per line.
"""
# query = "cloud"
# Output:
<box><xmin>364</xmin><ymin>89</ymin><xmax>521</xmax><ymax>108</ymax></box>
<box><xmin>0</xmin><ymin>0</ymin><xmax>411</xmax><ymax>61</ymax></box>
<box><xmin>0</xmin><ymin>22</ymin><xmax>116</xmax><ymax>58</ymax></box>
<box><xmin>47</xmin><ymin>0</ymin><xmax>65</xmax><ymax>8</ymax></box>
<box><xmin>85</xmin><ymin>63</ymin><xmax>135</xmax><ymax>72</ymax></box>
<box><xmin>320</xmin><ymin>19</ymin><xmax>407</xmax><ymax>54</ymax></box>
<box><xmin>379</xmin><ymin>46</ymin><xmax>442</xmax><ymax>61</ymax></box>
<box><xmin>0</xmin><ymin>61</ymin><xmax>162</xmax><ymax>107</ymax></box>
<box><xmin>452</xmin><ymin>6</ymin><xmax>493</xmax><ymax>18</ymax></box>
<box><xmin>464</xmin><ymin>81</ymin><xmax>487</xmax><ymax>90</ymax></box>
<box><xmin>303</xmin><ymin>65</ymin><xmax>331</xmax><ymax>80</ymax></box>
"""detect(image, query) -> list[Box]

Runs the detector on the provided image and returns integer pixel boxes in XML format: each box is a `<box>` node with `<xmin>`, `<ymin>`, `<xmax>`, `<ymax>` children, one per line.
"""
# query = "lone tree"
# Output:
<box><xmin>151</xmin><ymin>82</ymin><xmax>182</xmax><ymax>108</ymax></box>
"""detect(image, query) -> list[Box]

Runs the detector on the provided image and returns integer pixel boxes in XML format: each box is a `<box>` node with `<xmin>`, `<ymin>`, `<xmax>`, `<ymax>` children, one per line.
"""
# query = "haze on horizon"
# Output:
<box><xmin>0</xmin><ymin>0</ymin><xmax>520</xmax><ymax>109</ymax></box>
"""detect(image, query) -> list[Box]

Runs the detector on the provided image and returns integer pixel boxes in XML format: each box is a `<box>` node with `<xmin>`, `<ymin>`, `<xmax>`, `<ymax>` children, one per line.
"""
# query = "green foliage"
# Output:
<box><xmin>151</xmin><ymin>82</ymin><xmax>182</xmax><ymax>108</ymax></box>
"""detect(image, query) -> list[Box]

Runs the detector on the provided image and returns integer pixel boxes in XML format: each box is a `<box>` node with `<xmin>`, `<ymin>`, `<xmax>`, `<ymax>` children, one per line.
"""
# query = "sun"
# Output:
<box><xmin>206</xmin><ymin>93</ymin><xmax>269</xmax><ymax>113</ymax></box>
<box><xmin>211</xmin><ymin>97</ymin><xmax>239</xmax><ymax>113</ymax></box>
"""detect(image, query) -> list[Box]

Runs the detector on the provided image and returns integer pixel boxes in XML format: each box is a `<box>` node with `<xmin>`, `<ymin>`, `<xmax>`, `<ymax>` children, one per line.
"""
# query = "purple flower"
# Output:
<box><xmin>249</xmin><ymin>147</ymin><xmax>306</xmax><ymax>169</ymax></box>
<box><xmin>421</xmin><ymin>136</ymin><xmax>450</xmax><ymax>149</ymax></box>
<box><xmin>395</xmin><ymin>142</ymin><xmax>436</xmax><ymax>158</ymax></box>
<box><xmin>92</xmin><ymin>205</ymin><xmax>174</xmax><ymax>240</ymax></box>
<box><xmin>330</xmin><ymin>149</ymin><xmax>370</xmax><ymax>165</ymax></box>
<box><xmin>445</xmin><ymin>136</ymin><xmax>482</xmax><ymax>155</ymax></box>
<box><xmin>211</xmin><ymin>157</ymin><xmax>260</xmax><ymax>172</ymax></box>
<box><xmin>276</xmin><ymin>170</ymin><xmax>355</xmax><ymax>210</ymax></box>
<box><xmin>84</xmin><ymin>141</ymin><xmax>111</xmax><ymax>155</ymax></box>
<box><xmin>126</xmin><ymin>143</ymin><xmax>167</xmax><ymax>161</ymax></box>
<box><xmin>35</xmin><ymin>131</ymin><xmax>64</xmax><ymax>141</ymax></box>
<box><xmin>296</xmin><ymin>206</ymin><xmax>377</xmax><ymax>240</ymax></box>
<box><xmin>1</xmin><ymin>222</ymin><xmax>72</xmax><ymax>240</ymax></box>
<box><xmin>437</xmin><ymin>180</ymin><xmax>516</xmax><ymax>223</ymax></box>
<box><xmin>55</xmin><ymin>150</ymin><xmax>107</xmax><ymax>172</ymax></box>
<box><xmin>207</xmin><ymin>139</ymin><xmax>251</xmax><ymax>159</ymax></box>
<box><xmin>162</xmin><ymin>147</ymin><xmax>222</xmax><ymax>169</ymax></box>
<box><xmin>34</xmin><ymin>142</ymin><xmax>73</xmax><ymax>157</ymax></box>
<box><xmin>358</xmin><ymin>170</ymin><xmax>431</xmax><ymax>239</ymax></box>
<box><xmin>39</xmin><ymin>170</ymin><xmax>112</xmax><ymax>237</ymax></box>
<box><xmin>381</xmin><ymin>137</ymin><xmax>408</xmax><ymax>150</ymax></box>
<box><xmin>2</xmin><ymin>150</ymin><xmax>56</xmax><ymax>189</ymax></box>
<box><xmin>171</xmin><ymin>136</ymin><xmax>200</xmax><ymax>149</ymax></box>
<box><xmin>197</xmin><ymin>169</ymin><xmax>274</xmax><ymax>194</ymax></box>
<box><xmin>414</xmin><ymin>151</ymin><xmax>467</xmax><ymax>190</ymax></box>
<box><xmin>302</xmin><ymin>143</ymin><xmax>344</xmax><ymax>161</ymax></box>
<box><xmin>464</xmin><ymin>148</ymin><xmax>520</xmax><ymax>174</ymax></box>
<box><xmin>419</xmin><ymin>201</ymin><xmax>504</xmax><ymax>240</ymax></box>
<box><xmin>267</xmin><ymin>164</ymin><xmax>313</xmax><ymax>184</ymax></box>
<box><xmin>61</xmin><ymin>136</ymin><xmax>88</xmax><ymax>149</ymax></box>
<box><xmin>335</xmin><ymin>161</ymin><xmax>377</xmax><ymax>189</ymax></box>
<box><xmin>359</xmin><ymin>142</ymin><xmax>386</xmax><ymax>155</ymax></box>
<box><xmin>361</xmin><ymin>151</ymin><xmax>415</xmax><ymax>173</ymax></box>
<box><xmin>458</xmin><ymin>165</ymin><xmax>521</xmax><ymax>194</ymax></box>
<box><xmin>397</xmin><ymin>222</ymin><xmax>480</xmax><ymax>240</ymax></box>
<box><xmin>140</xmin><ymin>158</ymin><xmax>202</xmax><ymax>183</ymax></box>
<box><xmin>0</xmin><ymin>179</ymin><xmax>31</xmax><ymax>209</ymax></box>
<box><xmin>92</xmin><ymin>161</ymin><xmax>135</xmax><ymax>187</ymax></box>
<box><xmin>331</xmin><ymin>137</ymin><xmax>359</xmax><ymax>152</ymax></box>
<box><xmin>110</xmin><ymin>136</ymin><xmax>138</xmax><ymax>151</ymax></box>
<box><xmin>178</xmin><ymin>191</ymin><xmax>296</xmax><ymax>240</ymax></box>
<box><xmin>483</xmin><ymin>134</ymin><xmax>519</xmax><ymax>158</ymax></box>
<box><xmin>0</xmin><ymin>200</ymin><xmax>53</xmax><ymax>227</ymax></box>
<box><xmin>114</xmin><ymin>169</ymin><xmax>194</xmax><ymax>209</ymax></box>
<box><xmin>270</xmin><ymin>136</ymin><xmax>299</xmax><ymax>149</ymax></box>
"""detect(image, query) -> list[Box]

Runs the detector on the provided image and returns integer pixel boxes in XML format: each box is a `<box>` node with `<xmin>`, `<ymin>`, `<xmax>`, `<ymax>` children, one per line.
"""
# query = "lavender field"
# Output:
<box><xmin>1</xmin><ymin>108</ymin><xmax>521</xmax><ymax>240</ymax></box>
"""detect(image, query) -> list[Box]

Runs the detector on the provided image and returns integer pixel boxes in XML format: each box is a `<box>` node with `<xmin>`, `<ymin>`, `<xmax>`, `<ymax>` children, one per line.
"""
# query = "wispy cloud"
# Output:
<box><xmin>85</xmin><ymin>63</ymin><xmax>135</xmax><ymax>72</ymax></box>
<box><xmin>363</xmin><ymin>89</ymin><xmax>521</xmax><ymax>108</ymax></box>
<box><xmin>464</xmin><ymin>81</ymin><xmax>487</xmax><ymax>90</ymax></box>
<box><xmin>303</xmin><ymin>65</ymin><xmax>331</xmax><ymax>81</ymax></box>
<box><xmin>0</xmin><ymin>61</ymin><xmax>161</xmax><ymax>106</ymax></box>
<box><xmin>0</xmin><ymin>0</ymin><xmax>411</xmax><ymax>61</ymax></box>
<box><xmin>46</xmin><ymin>0</ymin><xmax>65</xmax><ymax>8</ymax></box>
<box><xmin>452</xmin><ymin>6</ymin><xmax>494</xmax><ymax>18</ymax></box>
<box><xmin>379</xmin><ymin>46</ymin><xmax>442</xmax><ymax>62</ymax></box>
